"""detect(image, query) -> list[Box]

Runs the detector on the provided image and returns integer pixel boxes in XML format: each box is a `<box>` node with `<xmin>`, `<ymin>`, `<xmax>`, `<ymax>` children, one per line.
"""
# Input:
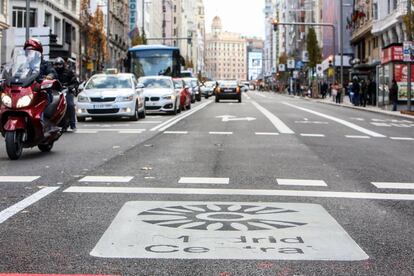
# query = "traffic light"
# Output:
<box><xmin>272</xmin><ymin>19</ymin><xmax>279</xmax><ymax>31</ymax></box>
<box><xmin>328</xmin><ymin>55</ymin><xmax>333</xmax><ymax>67</ymax></box>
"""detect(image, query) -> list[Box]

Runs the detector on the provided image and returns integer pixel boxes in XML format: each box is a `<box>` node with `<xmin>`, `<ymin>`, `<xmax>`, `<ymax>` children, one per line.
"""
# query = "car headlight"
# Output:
<box><xmin>16</xmin><ymin>95</ymin><xmax>33</xmax><ymax>108</ymax></box>
<box><xmin>1</xmin><ymin>94</ymin><xmax>12</xmax><ymax>108</ymax></box>
<box><xmin>117</xmin><ymin>94</ymin><xmax>134</xmax><ymax>102</ymax></box>
<box><xmin>77</xmin><ymin>94</ymin><xmax>90</xmax><ymax>102</ymax></box>
<box><xmin>162</xmin><ymin>94</ymin><xmax>176</xmax><ymax>100</ymax></box>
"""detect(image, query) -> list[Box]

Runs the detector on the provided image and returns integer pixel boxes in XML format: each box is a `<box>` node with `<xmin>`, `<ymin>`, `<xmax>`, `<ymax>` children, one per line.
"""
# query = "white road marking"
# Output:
<box><xmin>255</xmin><ymin>132</ymin><xmax>279</xmax><ymax>136</ymax></box>
<box><xmin>79</xmin><ymin>176</ymin><xmax>134</xmax><ymax>183</ymax></box>
<box><xmin>178</xmin><ymin>177</ymin><xmax>229</xmax><ymax>184</ymax></box>
<box><xmin>209</xmin><ymin>131</ymin><xmax>233</xmax><ymax>135</ymax></box>
<box><xmin>390</xmin><ymin>137</ymin><xmax>414</xmax><ymax>141</ymax></box>
<box><xmin>76</xmin><ymin>130</ymin><xmax>98</xmax><ymax>134</ymax></box>
<box><xmin>118</xmin><ymin>130</ymin><xmax>146</xmax><ymax>134</ymax></box>
<box><xmin>164</xmin><ymin>131</ymin><xmax>188</xmax><ymax>134</ymax></box>
<box><xmin>77</xmin><ymin>129</ymin><xmax>146</xmax><ymax>132</ymax></box>
<box><xmin>244</xmin><ymin>94</ymin><xmax>251</xmax><ymax>100</ymax></box>
<box><xmin>277</xmin><ymin>179</ymin><xmax>327</xmax><ymax>187</ymax></box>
<box><xmin>372</xmin><ymin>182</ymin><xmax>414</xmax><ymax>189</ymax></box>
<box><xmin>345</xmin><ymin>135</ymin><xmax>370</xmax><ymax>139</ymax></box>
<box><xmin>295</xmin><ymin>121</ymin><xmax>329</xmax><ymax>124</ymax></box>
<box><xmin>151</xmin><ymin>101</ymin><xmax>213</xmax><ymax>132</ymax></box>
<box><xmin>131</xmin><ymin>121</ymin><xmax>163</xmax><ymax>124</ymax></box>
<box><xmin>251</xmin><ymin>101</ymin><xmax>295</xmax><ymax>134</ymax></box>
<box><xmin>64</xmin><ymin>186</ymin><xmax>414</xmax><ymax>201</ymax></box>
<box><xmin>283</xmin><ymin>102</ymin><xmax>386</xmax><ymax>137</ymax></box>
<box><xmin>0</xmin><ymin>187</ymin><xmax>59</xmax><ymax>224</ymax></box>
<box><xmin>0</xmin><ymin>176</ymin><xmax>40</xmax><ymax>182</ymax></box>
<box><xmin>300</xmin><ymin>134</ymin><xmax>325</xmax><ymax>137</ymax></box>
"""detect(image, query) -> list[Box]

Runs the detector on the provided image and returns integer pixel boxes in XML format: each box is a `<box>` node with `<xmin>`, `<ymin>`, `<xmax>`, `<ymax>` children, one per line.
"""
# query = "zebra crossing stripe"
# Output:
<box><xmin>178</xmin><ymin>177</ymin><xmax>229</xmax><ymax>184</ymax></box>
<box><xmin>79</xmin><ymin>176</ymin><xmax>133</xmax><ymax>183</ymax></box>
<box><xmin>372</xmin><ymin>182</ymin><xmax>414</xmax><ymax>189</ymax></box>
<box><xmin>277</xmin><ymin>179</ymin><xmax>327</xmax><ymax>187</ymax></box>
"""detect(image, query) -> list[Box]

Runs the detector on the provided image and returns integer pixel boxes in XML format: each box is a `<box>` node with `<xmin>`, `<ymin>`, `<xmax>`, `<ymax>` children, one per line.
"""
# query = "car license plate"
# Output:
<box><xmin>93</xmin><ymin>104</ymin><xmax>115</xmax><ymax>109</ymax></box>
<box><xmin>224</xmin><ymin>89</ymin><xmax>233</xmax><ymax>92</ymax></box>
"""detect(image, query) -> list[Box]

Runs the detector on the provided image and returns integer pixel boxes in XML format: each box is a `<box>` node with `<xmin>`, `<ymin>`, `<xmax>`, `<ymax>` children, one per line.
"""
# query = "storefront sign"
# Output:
<box><xmin>129</xmin><ymin>0</ymin><xmax>137</xmax><ymax>33</ymax></box>
<box><xmin>394</xmin><ymin>64</ymin><xmax>414</xmax><ymax>101</ymax></box>
<box><xmin>381</xmin><ymin>46</ymin><xmax>403</xmax><ymax>64</ymax></box>
<box><xmin>403</xmin><ymin>41</ymin><xmax>414</xmax><ymax>62</ymax></box>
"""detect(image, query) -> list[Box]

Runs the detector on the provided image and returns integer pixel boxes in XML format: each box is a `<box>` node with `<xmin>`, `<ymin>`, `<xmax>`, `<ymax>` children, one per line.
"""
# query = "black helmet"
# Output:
<box><xmin>53</xmin><ymin>57</ymin><xmax>65</xmax><ymax>66</ymax></box>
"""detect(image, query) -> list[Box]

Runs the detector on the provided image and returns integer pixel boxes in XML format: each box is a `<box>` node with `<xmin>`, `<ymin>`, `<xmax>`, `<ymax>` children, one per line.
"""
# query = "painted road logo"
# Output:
<box><xmin>90</xmin><ymin>202</ymin><xmax>369</xmax><ymax>260</ymax></box>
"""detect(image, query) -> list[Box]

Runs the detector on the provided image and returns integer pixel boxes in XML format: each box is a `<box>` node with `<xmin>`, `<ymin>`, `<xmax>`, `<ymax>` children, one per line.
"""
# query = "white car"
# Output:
<box><xmin>76</xmin><ymin>72</ymin><xmax>145</xmax><ymax>121</ymax></box>
<box><xmin>138</xmin><ymin>76</ymin><xmax>181</xmax><ymax>115</ymax></box>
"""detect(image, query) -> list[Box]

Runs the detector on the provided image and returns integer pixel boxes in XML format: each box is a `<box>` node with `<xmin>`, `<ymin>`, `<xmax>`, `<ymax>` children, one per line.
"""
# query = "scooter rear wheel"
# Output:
<box><xmin>38</xmin><ymin>142</ymin><xmax>54</xmax><ymax>152</ymax></box>
<box><xmin>5</xmin><ymin>131</ymin><xmax>23</xmax><ymax>160</ymax></box>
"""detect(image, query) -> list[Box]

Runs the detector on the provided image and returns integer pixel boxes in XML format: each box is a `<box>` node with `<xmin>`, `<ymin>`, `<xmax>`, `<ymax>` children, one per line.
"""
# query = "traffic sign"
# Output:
<box><xmin>287</xmin><ymin>58</ymin><xmax>295</xmax><ymax>69</ymax></box>
<box><xmin>278</xmin><ymin>64</ymin><xmax>286</xmax><ymax>72</ymax></box>
<box><xmin>316</xmin><ymin>64</ymin><xmax>323</xmax><ymax>76</ymax></box>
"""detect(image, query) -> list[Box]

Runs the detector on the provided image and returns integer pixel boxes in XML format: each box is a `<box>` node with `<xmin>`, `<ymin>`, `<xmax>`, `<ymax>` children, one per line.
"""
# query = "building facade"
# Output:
<box><xmin>107</xmin><ymin>0</ymin><xmax>129</xmax><ymax>69</ymax></box>
<box><xmin>2</xmin><ymin>0</ymin><xmax>80</xmax><ymax>67</ymax></box>
<box><xmin>205</xmin><ymin>16</ymin><xmax>247</xmax><ymax>80</ymax></box>
<box><xmin>0</xmin><ymin>0</ymin><xmax>9</xmax><ymax>65</ymax></box>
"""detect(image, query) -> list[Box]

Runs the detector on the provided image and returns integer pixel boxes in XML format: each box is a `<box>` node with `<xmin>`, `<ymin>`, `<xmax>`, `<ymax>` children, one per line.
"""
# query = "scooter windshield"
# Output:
<box><xmin>2</xmin><ymin>49</ymin><xmax>41</xmax><ymax>85</ymax></box>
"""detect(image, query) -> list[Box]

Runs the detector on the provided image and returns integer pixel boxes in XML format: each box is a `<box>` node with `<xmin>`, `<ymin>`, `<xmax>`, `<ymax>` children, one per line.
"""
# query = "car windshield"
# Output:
<box><xmin>140</xmin><ymin>78</ymin><xmax>173</xmax><ymax>89</ymax></box>
<box><xmin>173</xmin><ymin>80</ymin><xmax>183</xmax><ymax>89</ymax></box>
<box><xmin>85</xmin><ymin>75</ymin><xmax>132</xmax><ymax>89</ymax></box>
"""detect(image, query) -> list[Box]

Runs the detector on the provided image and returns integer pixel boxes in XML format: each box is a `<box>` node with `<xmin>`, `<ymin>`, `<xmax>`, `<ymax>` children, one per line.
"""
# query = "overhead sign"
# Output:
<box><xmin>248</xmin><ymin>52</ymin><xmax>263</xmax><ymax>80</ymax></box>
<box><xmin>287</xmin><ymin>58</ymin><xmax>295</xmax><ymax>69</ymax></box>
<box><xmin>91</xmin><ymin>201</ymin><xmax>368</xmax><ymax>260</ymax></box>
<box><xmin>278</xmin><ymin>64</ymin><xmax>286</xmax><ymax>72</ymax></box>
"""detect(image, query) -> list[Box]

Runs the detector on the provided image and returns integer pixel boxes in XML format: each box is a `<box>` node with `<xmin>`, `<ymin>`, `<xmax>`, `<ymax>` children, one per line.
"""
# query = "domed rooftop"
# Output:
<box><xmin>211</xmin><ymin>16</ymin><xmax>222</xmax><ymax>33</ymax></box>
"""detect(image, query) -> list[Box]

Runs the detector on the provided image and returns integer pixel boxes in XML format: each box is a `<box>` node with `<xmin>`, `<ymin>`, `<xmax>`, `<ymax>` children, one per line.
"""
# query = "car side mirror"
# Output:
<box><xmin>185</xmin><ymin>85</ymin><xmax>190</xmax><ymax>89</ymax></box>
<box><xmin>136</xmin><ymin>83</ymin><xmax>144</xmax><ymax>89</ymax></box>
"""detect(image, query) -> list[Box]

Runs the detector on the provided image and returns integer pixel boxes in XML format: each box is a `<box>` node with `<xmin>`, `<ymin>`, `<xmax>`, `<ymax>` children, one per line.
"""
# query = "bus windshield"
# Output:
<box><xmin>129</xmin><ymin>47</ymin><xmax>181</xmax><ymax>78</ymax></box>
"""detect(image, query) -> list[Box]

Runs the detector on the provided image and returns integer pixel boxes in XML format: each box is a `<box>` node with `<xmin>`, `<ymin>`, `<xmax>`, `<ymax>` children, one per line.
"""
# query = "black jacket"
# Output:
<box><xmin>56</xmin><ymin>68</ymin><xmax>79</xmax><ymax>93</ymax></box>
<box><xmin>40</xmin><ymin>60</ymin><xmax>57</xmax><ymax>79</ymax></box>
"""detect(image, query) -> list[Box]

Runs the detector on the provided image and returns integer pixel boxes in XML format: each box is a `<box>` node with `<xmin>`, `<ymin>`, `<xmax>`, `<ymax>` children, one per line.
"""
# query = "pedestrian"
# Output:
<box><xmin>321</xmin><ymin>81</ymin><xmax>328</xmax><ymax>99</ymax></box>
<box><xmin>335</xmin><ymin>83</ymin><xmax>342</xmax><ymax>104</ymax></box>
<box><xmin>368</xmin><ymin>79</ymin><xmax>376</xmax><ymax>105</ymax></box>
<box><xmin>389</xmin><ymin>79</ymin><xmax>399</xmax><ymax>111</ymax></box>
<box><xmin>360</xmin><ymin>79</ymin><xmax>367</xmax><ymax>107</ymax></box>
<box><xmin>352</xmin><ymin>77</ymin><xmax>360</xmax><ymax>106</ymax></box>
<box><xmin>331</xmin><ymin>83</ymin><xmax>337</xmax><ymax>102</ymax></box>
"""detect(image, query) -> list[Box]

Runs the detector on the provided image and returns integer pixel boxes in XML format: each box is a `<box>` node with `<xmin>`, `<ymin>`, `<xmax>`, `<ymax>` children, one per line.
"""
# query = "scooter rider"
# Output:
<box><xmin>23</xmin><ymin>38</ymin><xmax>58</xmax><ymax>131</ymax></box>
<box><xmin>53</xmin><ymin>57</ymin><xmax>78</xmax><ymax>131</ymax></box>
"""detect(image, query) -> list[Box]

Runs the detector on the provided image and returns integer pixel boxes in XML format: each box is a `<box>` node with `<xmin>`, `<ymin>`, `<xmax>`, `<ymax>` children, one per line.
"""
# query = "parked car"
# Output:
<box><xmin>138</xmin><ymin>76</ymin><xmax>181</xmax><ymax>115</ymax></box>
<box><xmin>76</xmin><ymin>72</ymin><xmax>145</xmax><ymax>121</ymax></box>
<box><xmin>183</xmin><ymin>77</ymin><xmax>201</xmax><ymax>102</ymax></box>
<box><xmin>215</xmin><ymin>80</ymin><xmax>242</xmax><ymax>103</ymax></box>
<box><xmin>173</xmin><ymin>78</ymin><xmax>191</xmax><ymax>110</ymax></box>
<box><xmin>200</xmin><ymin>81</ymin><xmax>216</xmax><ymax>99</ymax></box>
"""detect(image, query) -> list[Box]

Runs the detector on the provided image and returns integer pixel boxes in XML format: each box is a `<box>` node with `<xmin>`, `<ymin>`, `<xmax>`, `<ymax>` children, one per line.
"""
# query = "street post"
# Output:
<box><xmin>408</xmin><ymin>0</ymin><xmax>412</xmax><ymax>111</ymax></box>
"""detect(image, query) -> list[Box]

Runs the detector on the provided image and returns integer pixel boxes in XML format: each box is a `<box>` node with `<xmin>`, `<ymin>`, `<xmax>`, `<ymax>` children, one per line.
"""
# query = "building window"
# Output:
<box><xmin>12</xmin><ymin>7</ymin><xmax>36</xmax><ymax>28</ymax></box>
<box><xmin>372</xmin><ymin>3</ymin><xmax>378</xmax><ymax>20</ymax></box>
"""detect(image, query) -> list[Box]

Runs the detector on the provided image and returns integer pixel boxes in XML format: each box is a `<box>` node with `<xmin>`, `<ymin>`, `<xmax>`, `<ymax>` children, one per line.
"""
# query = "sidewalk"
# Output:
<box><xmin>309</xmin><ymin>95</ymin><xmax>414</xmax><ymax>119</ymax></box>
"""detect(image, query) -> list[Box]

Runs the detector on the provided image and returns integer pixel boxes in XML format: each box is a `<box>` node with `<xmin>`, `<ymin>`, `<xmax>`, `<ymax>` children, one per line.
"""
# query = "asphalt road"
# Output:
<box><xmin>0</xmin><ymin>91</ymin><xmax>413</xmax><ymax>276</ymax></box>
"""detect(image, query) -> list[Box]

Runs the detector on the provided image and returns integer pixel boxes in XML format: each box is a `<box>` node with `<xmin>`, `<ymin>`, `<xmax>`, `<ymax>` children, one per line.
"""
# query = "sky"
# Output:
<box><xmin>203</xmin><ymin>0</ymin><xmax>265</xmax><ymax>39</ymax></box>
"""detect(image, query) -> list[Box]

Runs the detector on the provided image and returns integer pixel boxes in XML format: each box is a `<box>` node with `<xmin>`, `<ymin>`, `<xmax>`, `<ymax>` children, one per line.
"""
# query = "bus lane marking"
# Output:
<box><xmin>90</xmin><ymin>201</ymin><xmax>368</xmax><ymax>261</ymax></box>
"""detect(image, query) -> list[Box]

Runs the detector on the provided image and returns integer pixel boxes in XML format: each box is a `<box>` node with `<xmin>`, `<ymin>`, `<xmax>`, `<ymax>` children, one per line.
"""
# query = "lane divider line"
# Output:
<box><xmin>63</xmin><ymin>186</ymin><xmax>414</xmax><ymax>201</ymax></box>
<box><xmin>345</xmin><ymin>135</ymin><xmax>370</xmax><ymax>139</ymax></box>
<box><xmin>277</xmin><ymin>179</ymin><xmax>328</xmax><ymax>187</ymax></box>
<box><xmin>0</xmin><ymin>176</ymin><xmax>40</xmax><ymax>182</ymax></box>
<box><xmin>372</xmin><ymin>182</ymin><xmax>414</xmax><ymax>190</ymax></box>
<box><xmin>283</xmin><ymin>102</ymin><xmax>386</xmax><ymax>138</ymax></box>
<box><xmin>178</xmin><ymin>177</ymin><xmax>229</xmax><ymax>184</ymax></box>
<box><xmin>164</xmin><ymin>131</ymin><xmax>189</xmax><ymax>134</ymax></box>
<box><xmin>209</xmin><ymin>131</ymin><xmax>233</xmax><ymax>135</ymax></box>
<box><xmin>79</xmin><ymin>176</ymin><xmax>134</xmax><ymax>183</ymax></box>
<box><xmin>255</xmin><ymin>132</ymin><xmax>279</xmax><ymax>136</ymax></box>
<box><xmin>0</xmin><ymin>187</ymin><xmax>59</xmax><ymax>224</ymax></box>
<box><xmin>151</xmin><ymin>100</ymin><xmax>213</xmax><ymax>132</ymax></box>
<box><xmin>251</xmin><ymin>101</ymin><xmax>295</xmax><ymax>134</ymax></box>
<box><xmin>390</xmin><ymin>137</ymin><xmax>414</xmax><ymax>141</ymax></box>
<box><xmin>300</xmin><ymin>134</ymin><xmax>325</xmax><ymax>137</ymax></box>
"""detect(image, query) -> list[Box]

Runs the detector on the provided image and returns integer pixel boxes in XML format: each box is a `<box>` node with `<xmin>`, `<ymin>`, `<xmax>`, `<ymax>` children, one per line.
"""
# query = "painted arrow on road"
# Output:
<box><xmin>216</xmin><ymin>115</ymin><xmax>256</xmax><ymax>122</ymax></box>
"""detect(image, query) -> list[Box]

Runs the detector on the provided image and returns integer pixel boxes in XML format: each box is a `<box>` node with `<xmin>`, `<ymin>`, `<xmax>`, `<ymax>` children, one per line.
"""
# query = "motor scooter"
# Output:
<box><xmin>0</xmin><ymin>49</ymin><xmax>66</xmax><ymax>160</ymax></box>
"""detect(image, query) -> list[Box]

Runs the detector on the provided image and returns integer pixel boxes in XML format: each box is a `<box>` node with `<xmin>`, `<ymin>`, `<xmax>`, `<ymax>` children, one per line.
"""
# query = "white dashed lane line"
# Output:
<box><xmin>79</xmin><ymin>176</ymin><xmax>134</xmax><ymax>183</ymax></box>
<box><xmin>164</xmin><ymin>131</ymin><xmax>189</xmax><ymax>134</ymax></box>
<box><xmin>390</xmin><ymin>137</ymin><xmax>414</xmax><ymax>141</ymax></box>
<box><xmin>255</xmin><ymin>132</ymin><xmax>279</xmax><ymax>136</ymax></box>
<box><xmin>277</xmin><ymin>179</ymin><xmax>328</xmax><ymax>187</ymax></box>
<box><xmin>178</xmin><ymin>177</ymin><xmax>229</xmax><ymax>185</ymax></box>
<box><xmin>345</xmin><ymin>135</ymin><xmax>370</xmax><ymax>139</ymax></box>
<box><xmin>209</xmin><ymin>131</ymin><xmax>233</xmax><ymax>135</ymax></box>
<box><xmin>372</xmin><ymin>182</ymin><xmax>414</xmax><ymax>190</ymax></box>
<box><xmin>300</xmin><ymin>134</ymin><xmax>325</xmax><ymax>137</ymax></box>
<box><xmin>0</xmin><ymin>176</ymin><xmax>40</xmax><ymax>182</ymax></box>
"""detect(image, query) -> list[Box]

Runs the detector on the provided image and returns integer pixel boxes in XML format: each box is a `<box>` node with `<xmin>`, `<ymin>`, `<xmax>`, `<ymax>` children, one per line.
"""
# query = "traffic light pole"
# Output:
<box><xmin>273</xmin><ymin>21</ymin><xmax>337</xmax><ymax>86</ymax></box>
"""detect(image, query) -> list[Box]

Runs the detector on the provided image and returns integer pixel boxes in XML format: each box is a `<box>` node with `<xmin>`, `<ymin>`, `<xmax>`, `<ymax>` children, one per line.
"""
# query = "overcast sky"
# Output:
<box><xmin>203</xmin><ymin>0</ymin><xmax>265</xmax><ymax>39</ymax></box>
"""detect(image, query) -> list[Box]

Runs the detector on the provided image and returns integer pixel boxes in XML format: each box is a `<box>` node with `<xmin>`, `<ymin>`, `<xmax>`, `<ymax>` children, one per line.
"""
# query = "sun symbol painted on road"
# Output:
<box><xmin>137</xmin><ymin>204</ymin><xmax>307</xmax><ymax>231</ymax></box>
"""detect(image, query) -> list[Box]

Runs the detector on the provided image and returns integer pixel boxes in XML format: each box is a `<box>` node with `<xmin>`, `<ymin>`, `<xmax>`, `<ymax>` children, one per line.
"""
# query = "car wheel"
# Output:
<box><xmin>196</xmin><ymin>94</ymin><xmax>201</xmax><ymax>101</ymax></box>
<box><xmin>215</xmin><ymin>97</ymin><xmax>219</xmax><ymax>103</ymax></box>
<box><xmin>138</xmin><ymin>107</ymin><xmax>146</xmax><ymax>119</ymax></box>
<box><xmin>238</xmin><ymin>96</ymin><xmax>242</xmax><ymax>103</ymax></box>
<box><xmin>77</xmin><ymin>117</ymin><xmax>86</xmax><ymax>122</ymax></box>
<box><xmin>186</xmin><ymin>101</ymin><xmax>191</xmax><ymax>110</ymax></box>
<box><xmin>130</xmin><ymin>104</ymin><xmax>139</xmax><ymax>121</ymax></box>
